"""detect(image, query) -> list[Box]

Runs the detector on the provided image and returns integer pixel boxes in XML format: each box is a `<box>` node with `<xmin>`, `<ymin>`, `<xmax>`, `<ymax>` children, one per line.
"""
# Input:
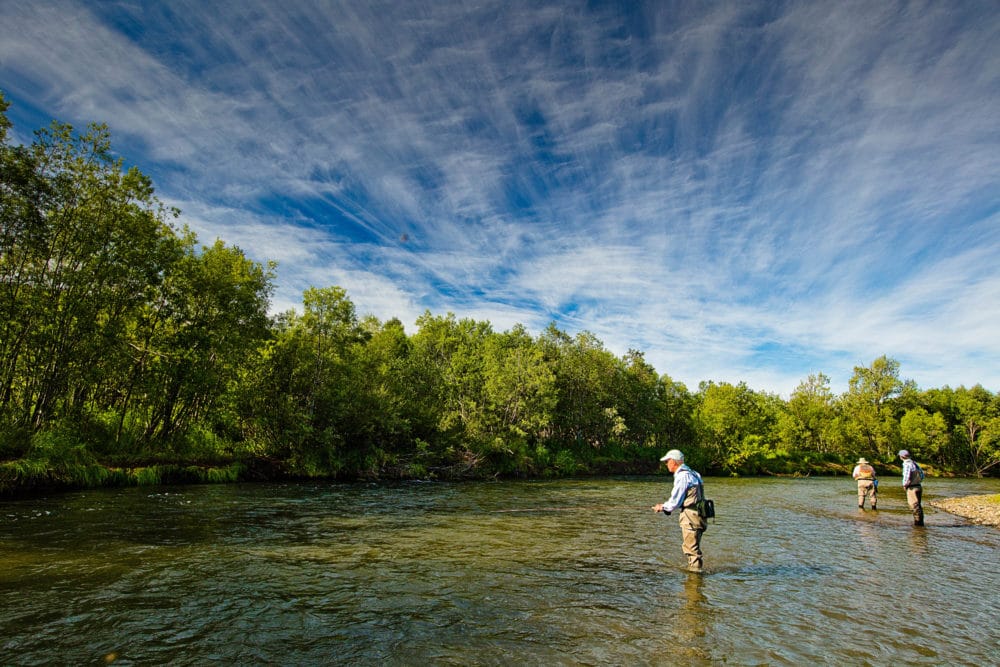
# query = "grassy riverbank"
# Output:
<box><xmin>0</xmin><ymin>451</ymin><xmax>957</xmax><ymax>498</ymax></box>
<box><xmin>0</xmin><ymin>458</ymin><xmax>250</xmax><ymax>496</ymax></box>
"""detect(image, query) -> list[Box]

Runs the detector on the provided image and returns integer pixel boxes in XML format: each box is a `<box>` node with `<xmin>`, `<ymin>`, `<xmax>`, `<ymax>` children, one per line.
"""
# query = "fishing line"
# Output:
<box><xmin>491</xmin><ymin>505</ymin><xmax>648</xmax><ymax>513</ymax></box>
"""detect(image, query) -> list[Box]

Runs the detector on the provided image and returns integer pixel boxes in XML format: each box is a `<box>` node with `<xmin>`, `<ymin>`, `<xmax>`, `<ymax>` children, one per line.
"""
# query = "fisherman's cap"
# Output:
<box><xmin>660</xmin><ymin>449</ymin><xmax>684</xmax><ymax>462</ymax></box>
<box><xmin>857</xmin><ymin>458</ymin><xmax>869</xmax><ymax>464</ymax></box>
<box><xmin>898</xmin><ymin>450</ymin><xmax>910</xmax><ymax>459</ymax></box>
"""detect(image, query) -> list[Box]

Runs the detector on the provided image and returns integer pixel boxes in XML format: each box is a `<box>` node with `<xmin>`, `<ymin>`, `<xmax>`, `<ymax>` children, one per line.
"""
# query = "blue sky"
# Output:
<box><xmin>2</xmin><ymin>0</ymin><xmax>998</xmax><ymax>396</ymax></box>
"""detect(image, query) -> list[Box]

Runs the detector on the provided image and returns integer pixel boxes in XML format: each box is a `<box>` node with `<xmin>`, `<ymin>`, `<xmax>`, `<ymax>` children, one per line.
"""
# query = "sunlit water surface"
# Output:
<box><xmin>3</xmin><ymin>477</ymin><xmax>999</xmax><ymax>665</ymax></box>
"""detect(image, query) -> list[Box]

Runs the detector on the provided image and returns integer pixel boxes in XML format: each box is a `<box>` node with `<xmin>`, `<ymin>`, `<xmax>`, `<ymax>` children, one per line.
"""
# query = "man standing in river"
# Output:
<box><xmin>852</xmin><ymin>457</ymin><xmax>877</xmax><ymax>510</ymax></box>
<box><xmin>652</xmin><ymin>449</ymin><xmax>707</xmax><ymax>572</ymax></box>
<box><xmin>899</xmin><ymin>450</ymin><xmax>925</xmax><ymax>526</ymax></box>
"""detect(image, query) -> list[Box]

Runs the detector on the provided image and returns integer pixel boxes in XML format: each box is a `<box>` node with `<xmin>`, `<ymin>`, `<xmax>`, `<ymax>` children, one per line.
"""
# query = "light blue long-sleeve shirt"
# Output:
<box><xmin>902</xmin><ymin>458</ymin><xmax>924</xmax><ymax>487</ymax></box>
<box><xmin>663</xmin><ymin>464</ymin><xmax>703</xmax><ymax>512</ymax></box>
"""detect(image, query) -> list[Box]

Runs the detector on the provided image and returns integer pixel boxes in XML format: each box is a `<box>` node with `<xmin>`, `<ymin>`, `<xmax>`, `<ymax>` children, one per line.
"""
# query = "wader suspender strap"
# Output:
<box><xmin>683</xmin><ymin>480</ymin><xmax>704</xmax><ymax>510</ymax></box>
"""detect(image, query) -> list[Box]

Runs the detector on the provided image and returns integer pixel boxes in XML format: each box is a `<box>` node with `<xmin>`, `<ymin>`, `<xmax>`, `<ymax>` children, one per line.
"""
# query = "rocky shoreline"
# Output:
<box><xmin>931</xmin><ymin>494</ymin><xmax>1000</xmax><ymax>528</ymax></box>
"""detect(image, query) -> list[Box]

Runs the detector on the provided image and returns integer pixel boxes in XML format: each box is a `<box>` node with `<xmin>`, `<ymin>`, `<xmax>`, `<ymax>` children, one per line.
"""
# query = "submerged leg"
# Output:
<box><xmin>680</xmin><ymin>512</ymin><xmax>705</xmax><ymax>572</ymax></box>
<box><xmin>907</xmin><ymin>486</ymin><xmax>924</xmax><ymax>526</ymax></box>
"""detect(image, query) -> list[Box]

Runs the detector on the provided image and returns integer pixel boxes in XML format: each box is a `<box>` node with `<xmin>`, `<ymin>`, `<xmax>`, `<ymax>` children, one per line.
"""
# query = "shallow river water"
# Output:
<box><xmin>2</xmin><ymin>476</ymin><xmax>999</xmax><ymax>666</ymax></box>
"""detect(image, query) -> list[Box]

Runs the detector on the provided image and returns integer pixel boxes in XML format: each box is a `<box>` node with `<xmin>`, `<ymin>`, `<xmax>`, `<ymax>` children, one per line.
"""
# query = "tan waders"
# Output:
<box><xmin>856</xmin><ymin>479</ymin><xmax>877</xmax><ymax>509</ymax></box>
<box><xmin>907</xmin><ymin>485</ymin><xmax>924</xmax><ymax>526</ymax></box>
<box><xmin>679</xmin><ymin>507</ymin><xmax>707</xmax><ymax>572</ymax></box>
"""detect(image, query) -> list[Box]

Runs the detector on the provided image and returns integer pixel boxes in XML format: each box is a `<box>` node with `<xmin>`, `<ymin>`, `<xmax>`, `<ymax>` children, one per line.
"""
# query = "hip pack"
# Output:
<box><xmin>695</xmin><ymin>497</ymin><xmax>715</xmax><ymax>520</ymax></box>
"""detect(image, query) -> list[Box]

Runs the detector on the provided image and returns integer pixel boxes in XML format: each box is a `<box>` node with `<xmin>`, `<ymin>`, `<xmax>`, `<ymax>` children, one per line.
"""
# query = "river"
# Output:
<box><xmin>2</xmin><ymin>476</ymin><xmax>999</xmax><ymax>665</ymax></box>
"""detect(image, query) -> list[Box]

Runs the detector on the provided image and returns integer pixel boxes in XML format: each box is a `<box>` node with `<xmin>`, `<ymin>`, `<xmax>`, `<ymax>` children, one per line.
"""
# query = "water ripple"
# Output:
<box><xmin>2</xmin><ymin>478</ymin><xmax>999</xmax><ymax>665</ymax></box>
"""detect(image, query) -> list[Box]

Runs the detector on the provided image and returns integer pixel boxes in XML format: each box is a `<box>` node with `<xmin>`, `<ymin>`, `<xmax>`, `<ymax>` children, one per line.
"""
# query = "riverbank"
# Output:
<box><xmin>3</xmin><ymin>454</ymin><xmax>997</xmax><ymax>502</ymax></box>
<box><xmin>931</xmin><ymin>494</ymin><xmax>1000</xmax><ymax>528</ymax></box>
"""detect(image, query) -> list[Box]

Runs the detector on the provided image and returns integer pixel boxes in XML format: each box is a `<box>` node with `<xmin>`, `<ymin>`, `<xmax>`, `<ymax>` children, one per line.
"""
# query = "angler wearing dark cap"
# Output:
<box><xmin>899</xmin><ymin>450</ymin><xmax>925</xmax><ymax>526</ymax></box>
<box><xmin>852</xmin><ymin>457</ymin><xmax>878</xmax><ymax>510</ymax></box>
<box><xmin>652</xmin><ymin>449</ymin><xmax>708</xmax><ymax>572</ymax></box>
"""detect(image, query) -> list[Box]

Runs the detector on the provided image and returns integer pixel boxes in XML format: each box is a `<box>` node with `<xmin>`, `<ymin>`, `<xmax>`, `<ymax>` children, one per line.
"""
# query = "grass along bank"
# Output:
<box><xmin>0</xmin><ymin>459</ymin><xmax>246</xmax><ymax>497</ymax></box>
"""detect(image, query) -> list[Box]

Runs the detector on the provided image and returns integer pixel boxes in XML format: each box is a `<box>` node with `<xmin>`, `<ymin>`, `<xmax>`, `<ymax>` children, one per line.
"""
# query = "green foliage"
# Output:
<box><xmin>541</xmin><ymin>327</ymin><xmax>627</xmax><ymax>451</ymax></box>
<box><xmin>654</xmin><ymin>374</ymin><xmax>697</xmax><ymax>453</ymax></box>
<box><xmin>1</xmin><ymin>108</ymin><xmax>185</xmax><ymax>436</ymax></box>
<box><xmin>0</xmin><ymin>422</ymin><xmax>30</xmax><ymax>459</ymax></box>
<box><xmin>130</xmin><ymin>467</ymin><xmax>163</xmax><ymax>486</ymax></box>
<box><xmin>842</xmin><ymin>355</ymin><xmax>905</xmax><ymax>460</ymax></box>
<box><xmin>694</xmin><ymin>381</ymin><xmax>779</xmax><ymax>474</ymax></box>
<box><xmin>553</xmin><ymin>449</ymin><xmax>578</xmax><ymax>476</ymax></box>
<box><xmin>0</xmin><ymin>426</ymin><xmax>112</xmax><ymax>493</ymax></box>
<box><xmin>778</xmin><ymin>373</ymin><xmax>838</xmax><ymax>454</ymax></box>
<box><xmin>949</xmin><ymin>385</ymin><xmax>1000</xmax><ymax>476</ymax></box>
<box><xmin>27</xmin><ymin>427</ymin><xmax>96</xmax><ymax>466</ymax></box>
<box><xmin>900</xmin><ymin>407</ymin><xmax>950</xmax><ymax>465</ymax></box>
<box><xmin>0</xmin><ymin>458</ymin><xmax>51</xmax><ymax>495</ymax></box>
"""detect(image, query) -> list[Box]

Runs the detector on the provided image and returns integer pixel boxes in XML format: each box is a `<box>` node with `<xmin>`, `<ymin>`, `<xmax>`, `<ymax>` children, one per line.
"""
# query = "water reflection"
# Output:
<box><xmin>655</xmin><ymin>572</ymin><xmax>709</xmax><ymax>663</ymax></box>
<box><xmin>677</xmin><ymin>573</ymin><xmax>708</xmax><ymax>640</ymax></box>
<box><xmin>907</xmin><ymin>525</ymin><xmax>930</xmax><ymax>556</ymax></box>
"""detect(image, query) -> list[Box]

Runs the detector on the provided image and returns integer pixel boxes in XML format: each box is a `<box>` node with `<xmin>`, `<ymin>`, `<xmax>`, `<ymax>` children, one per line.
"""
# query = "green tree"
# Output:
<box><xmin>478</xmin><ymin>324</ymin><xmax>557</xmax><ymax>470</ymax></box>
<box><xmin>615</xmin><ymin>349</ymin><xmax>662</xmax><ymax>454</ymax></box>
<box><xmin>842</xmin><ymin>356</ymin><xmax>906</xmax><ymax>461</ymax></box>
<box><xmin>541</xmin><ymin>326</ymin><xmax>624</xmax><ymax>452</ymax></box>
<box><xmin>137</xmin><ymin>239</ymin><xmax>273</xmax><ymax>446</ymax></box>
<box><xmin>899</xmin><ymin>407</ymin><xmax>950</xmax><ymax>466</ymax></box>
<box><xmin>348</xmin><ymin>316</ymin><xmax>443</xmax><ymax>475</ymax></box>
<box><xmin>237</xmin><ymin>286</ymin><xmax>361</xmax><ymax>475</ymax></box>
<box><xmin>356</xmin><ymin>317</ymin><xmax>415</xmax><ymax>441</ymax></box>
<box><xmin>694</xmin><ymin>381</ymin><xmax>778</xmax><ymax>474</ymax></box>
<box><xmin>778</xmin><ymin>373</ymin><xmax>838</xmax><ymax>454</ymax></box>
<box><xmin>953</xmin><ymin>385</ymin><xmax>1000</xmax><ymax>476</ymax></box>
<box><xmin>0</xmin><ymin>104</ymin><xmax>182</xmax><ymax>438</ymax></box>
<box><xmin>654</xmin><ymin>374</ymin><xmax>697</xmax><ymax>455</ymax></box>
<box><xmin>0</xmin><ymin>94</ymin><xmax>48</xmax><ymax>434</ymax></box>
<box><xmin>410</xmin><ymin>312</ymin><xmax>491</xmax><ymax>447</ymax></box>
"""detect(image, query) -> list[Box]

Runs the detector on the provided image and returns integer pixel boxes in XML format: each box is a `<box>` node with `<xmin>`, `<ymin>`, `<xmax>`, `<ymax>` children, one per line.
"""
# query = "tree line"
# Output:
<box><xmin>2</xmin><ymin>97</ymin><xmax>998</xmax><ymax>493</ymax></box>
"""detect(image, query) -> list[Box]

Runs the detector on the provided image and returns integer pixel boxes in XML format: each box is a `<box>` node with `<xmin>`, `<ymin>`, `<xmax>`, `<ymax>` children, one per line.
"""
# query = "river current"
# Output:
<box><xmin>2</xmin><ymin>476</ymin><xmax>999</xmax><ymax>665</ymax></box>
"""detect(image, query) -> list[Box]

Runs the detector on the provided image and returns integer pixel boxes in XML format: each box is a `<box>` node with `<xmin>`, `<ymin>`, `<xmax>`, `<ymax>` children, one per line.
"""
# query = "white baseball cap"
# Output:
<box><xmin>659</xmin><ymin>449</ymin><xmax>684</xmax><ymax>462</ymax></box>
